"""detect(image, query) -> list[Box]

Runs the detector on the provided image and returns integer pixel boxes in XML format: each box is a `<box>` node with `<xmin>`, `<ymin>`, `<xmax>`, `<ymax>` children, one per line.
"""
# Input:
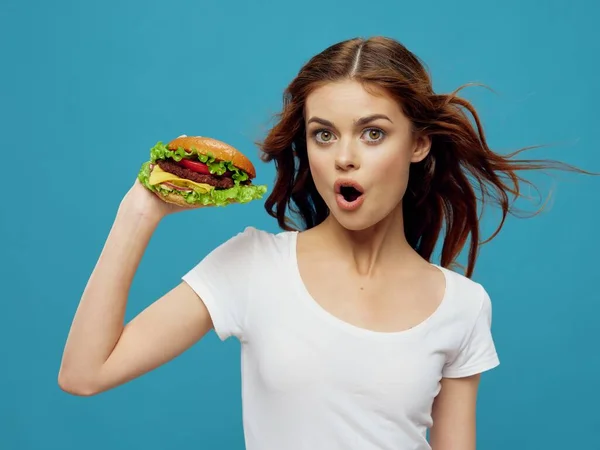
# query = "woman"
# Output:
<box><xmin>59</xmin><ymin>36</ymin><xmax>582</xmax><ymax>449</ymax></box>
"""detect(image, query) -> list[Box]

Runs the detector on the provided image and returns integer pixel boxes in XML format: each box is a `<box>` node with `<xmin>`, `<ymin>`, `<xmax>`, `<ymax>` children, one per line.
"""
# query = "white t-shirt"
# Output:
<box><xmin>182</xmin><ymin>226</ymin><xmax>500</xmax><ymax>450</ymax></box>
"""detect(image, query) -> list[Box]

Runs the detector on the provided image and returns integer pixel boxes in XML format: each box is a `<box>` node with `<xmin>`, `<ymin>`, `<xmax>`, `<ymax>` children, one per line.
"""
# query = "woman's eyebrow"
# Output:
<box><xmin>306</xmin><ymin>114</ymin><xmax>393</xmax><ymax>128</ymax></box>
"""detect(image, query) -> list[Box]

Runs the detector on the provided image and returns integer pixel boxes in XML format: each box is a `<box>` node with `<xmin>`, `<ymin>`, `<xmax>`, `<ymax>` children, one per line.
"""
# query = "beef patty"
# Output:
<box><xmin>156</xmin><ymin>159</ymin><xmax>235</xmax><ymax>189</ymax></box>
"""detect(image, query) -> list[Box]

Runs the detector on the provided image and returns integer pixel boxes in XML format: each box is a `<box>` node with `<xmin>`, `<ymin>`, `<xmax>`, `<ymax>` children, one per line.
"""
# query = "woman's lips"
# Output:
<box><xmin>334</xmin><ymin>178</ymin><xmax>365</xmax><ymax>211</ymax></box>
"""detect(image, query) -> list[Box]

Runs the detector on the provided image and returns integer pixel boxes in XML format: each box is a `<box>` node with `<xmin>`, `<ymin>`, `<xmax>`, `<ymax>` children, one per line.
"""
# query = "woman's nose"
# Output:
<box><xmin>334</xmin><ymin>143</ymin><xmax>360</xmax><ymax>171</ymax></box>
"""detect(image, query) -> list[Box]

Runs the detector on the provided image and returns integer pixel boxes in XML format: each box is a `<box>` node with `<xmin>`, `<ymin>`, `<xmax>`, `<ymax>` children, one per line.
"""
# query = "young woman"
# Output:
<box><xmin>59</xmin><ymin>36</ymin><xmax>583</xmax><ymax>449</ymax></box>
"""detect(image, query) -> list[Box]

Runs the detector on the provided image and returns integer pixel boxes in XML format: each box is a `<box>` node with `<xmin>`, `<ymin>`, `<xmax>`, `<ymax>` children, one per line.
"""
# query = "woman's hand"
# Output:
<box><xmin>118</xmin><ymin>179</ymin><xmax>204</xmax><ymax>222</ymax></box>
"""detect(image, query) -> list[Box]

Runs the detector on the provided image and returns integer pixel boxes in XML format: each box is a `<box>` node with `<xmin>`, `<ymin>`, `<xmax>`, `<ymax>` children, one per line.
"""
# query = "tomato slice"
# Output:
<box><xmin>178</xmin><ymin>158</ymin><xmax>211</xmax><ymax>175</ymax></box>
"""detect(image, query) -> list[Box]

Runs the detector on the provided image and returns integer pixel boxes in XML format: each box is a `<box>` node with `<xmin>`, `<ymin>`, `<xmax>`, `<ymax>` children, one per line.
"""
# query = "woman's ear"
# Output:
<box><xmin>411</xmin><ymin>134</ymin><xmax>431</xmax><ymax>163</ymax></box>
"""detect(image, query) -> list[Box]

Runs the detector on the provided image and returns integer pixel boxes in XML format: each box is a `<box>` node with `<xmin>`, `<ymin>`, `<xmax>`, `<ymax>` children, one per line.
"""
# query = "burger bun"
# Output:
<box><xmin>167</xmin><ymin>135</ymin><xmax>257</xmax><ymax>179</ymax></box>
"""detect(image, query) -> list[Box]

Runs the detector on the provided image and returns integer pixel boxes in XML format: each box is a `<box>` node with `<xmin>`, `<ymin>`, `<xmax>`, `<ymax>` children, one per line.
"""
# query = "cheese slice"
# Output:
<box><xmin>149</xmin><ymin>164</ymin><xmax>214</xmax><ymax>193</ymax></box>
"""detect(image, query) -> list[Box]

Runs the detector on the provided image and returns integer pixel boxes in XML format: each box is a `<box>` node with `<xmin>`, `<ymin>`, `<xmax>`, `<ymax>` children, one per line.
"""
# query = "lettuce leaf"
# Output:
<box><xmin>149</xmin><ymin>141</ymin><xmax>249</xmax><ymax>184</ymax></box>
<box><xmin>137</xmin><ymin>161</ymin><xmax>268</xmax><ymax>207</ymax></box>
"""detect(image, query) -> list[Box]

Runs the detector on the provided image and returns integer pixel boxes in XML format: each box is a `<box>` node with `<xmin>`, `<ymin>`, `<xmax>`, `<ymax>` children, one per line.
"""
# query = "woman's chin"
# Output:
<box><xmin>329</xmin><ymin>206</ymin><xmax>380</xmax><ymax>231</ymax></box>
<box><xmin>327</xmin><ymin>197</ymin><xmax>402</xmax><ymax>232</ymax></box>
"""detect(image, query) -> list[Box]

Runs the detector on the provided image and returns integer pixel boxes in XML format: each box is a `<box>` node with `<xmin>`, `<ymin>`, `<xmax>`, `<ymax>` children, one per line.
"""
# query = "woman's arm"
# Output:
<box><xmin>429</xmin><ymin>374</ymin><xmax>481</xmax><ymax>450</ymax></box>
<box><xmin>58</xmin><ymin>181</ymin><xmax>213</xmax><ymax>396</ymax></box>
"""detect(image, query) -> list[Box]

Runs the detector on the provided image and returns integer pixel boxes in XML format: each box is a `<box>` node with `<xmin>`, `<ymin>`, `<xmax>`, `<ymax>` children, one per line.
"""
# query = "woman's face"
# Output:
<box><xmin>304</xmin><ymin>80</ymin><xmax>430</xmax><ymax>231</ymax></box>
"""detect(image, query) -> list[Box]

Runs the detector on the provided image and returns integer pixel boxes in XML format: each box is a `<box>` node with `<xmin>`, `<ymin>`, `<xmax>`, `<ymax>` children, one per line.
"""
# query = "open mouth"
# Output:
<box><xmin>334</xmin><ymin>179</ymin><xmax>365</xmax><ymax>210</ymax></box>
<box><xmin>340</xmin><ymin>185</ymin><xmax>362</xmax><ymax>202</ymax></box>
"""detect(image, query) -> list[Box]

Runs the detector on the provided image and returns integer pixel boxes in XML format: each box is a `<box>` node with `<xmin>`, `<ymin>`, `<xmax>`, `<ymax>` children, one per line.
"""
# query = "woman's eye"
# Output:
<box><xmin>315</xmin><ymin>130</ymin><xmax>335</xmax><ymax>143</ymax></box>
<box><xmin>363</xmin><ymin>128</ymin><xmax>384</xmax><ymax>142</ymax></box>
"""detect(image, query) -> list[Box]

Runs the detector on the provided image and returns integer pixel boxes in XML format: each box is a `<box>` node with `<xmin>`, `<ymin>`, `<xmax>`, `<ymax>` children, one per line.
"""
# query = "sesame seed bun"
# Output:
<box><xmin>167</xmin><ymin>135</ymin><xmax>257</xmax><ymax>179</ymax></box>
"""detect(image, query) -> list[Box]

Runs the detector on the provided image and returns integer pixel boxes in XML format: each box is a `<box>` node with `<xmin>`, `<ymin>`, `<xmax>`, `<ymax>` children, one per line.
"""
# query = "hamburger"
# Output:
<box><xmin>137</xmin><ymin>135</ymin><xmax>268</xmax><ymax>207</ymax></box>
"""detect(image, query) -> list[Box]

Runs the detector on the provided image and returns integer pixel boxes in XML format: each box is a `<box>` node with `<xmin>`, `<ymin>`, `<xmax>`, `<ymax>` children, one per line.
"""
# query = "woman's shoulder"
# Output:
<box><xmin>231</xmin><ymin>225</ymin><xmax>296</xmax><ymax>243</ymax></box>
<box><xmin>215</xmin><ymin>226</ymin><xmax>297</xmax><ymax>258</ymax></box>
<box><xmin>187</xmin><ymin>226</ymin><xmax>297</xmax><ymax>283</ymax></box>
<box><xmin>437</xmin><ymin>264</ymin><xmax>493</xmax><ymax>316</ymax></box>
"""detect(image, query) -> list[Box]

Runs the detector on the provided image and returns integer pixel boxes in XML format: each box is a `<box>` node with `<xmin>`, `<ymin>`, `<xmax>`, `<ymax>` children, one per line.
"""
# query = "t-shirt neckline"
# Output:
<box><xmin>286</xmin><ymin>230</ymin><xmax>453</xmax><ymax>341</ymax></box>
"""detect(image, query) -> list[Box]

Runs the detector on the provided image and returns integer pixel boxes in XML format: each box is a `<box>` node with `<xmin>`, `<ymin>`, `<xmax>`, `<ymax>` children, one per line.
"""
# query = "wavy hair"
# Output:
<box><xmin>258</xmin><ymin>36</ymin><xmax>590</xmax><ymax>277</ymax></box>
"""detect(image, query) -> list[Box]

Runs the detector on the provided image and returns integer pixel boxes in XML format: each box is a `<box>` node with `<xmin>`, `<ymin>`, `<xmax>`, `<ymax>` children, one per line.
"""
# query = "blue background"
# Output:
<box><xmin>1</xmin><ymin>0</ymin><xmax>599</xmax><ymax>449</ymax></box>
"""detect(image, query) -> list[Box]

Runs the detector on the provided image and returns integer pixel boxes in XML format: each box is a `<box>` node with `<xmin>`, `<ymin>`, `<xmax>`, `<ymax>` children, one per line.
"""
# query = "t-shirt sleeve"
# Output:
<box><xmin>442</xmin><ymin>285</ymin><xmax>500</xmax><ymax>378</ymax></box>
<box><xmin>181</xmin><ymin>226</ymin><xmax>259</xmax><ymax>342</ymax></box>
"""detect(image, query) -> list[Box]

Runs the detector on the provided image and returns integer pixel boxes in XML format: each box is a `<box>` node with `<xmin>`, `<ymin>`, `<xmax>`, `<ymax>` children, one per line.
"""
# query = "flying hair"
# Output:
<box><xmin>257</xmin><ymin>36</ymin><xmax>594</xmax><ymax>278</ymax></box>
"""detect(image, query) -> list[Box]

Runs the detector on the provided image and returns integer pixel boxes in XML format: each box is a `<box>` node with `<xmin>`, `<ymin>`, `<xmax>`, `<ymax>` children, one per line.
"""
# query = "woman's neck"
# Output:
<box><xmin>314</xmin><ymin>205</ymin><xmax>419</xmax><ymax>277</ymax></box>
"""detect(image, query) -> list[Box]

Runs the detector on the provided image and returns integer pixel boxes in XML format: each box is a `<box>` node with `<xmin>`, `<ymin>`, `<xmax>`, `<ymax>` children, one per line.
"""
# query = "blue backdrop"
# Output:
<box><xmin>1</xmin><ymin>0</ymin><xmax>599</xmax><ymax>449</ymax></box>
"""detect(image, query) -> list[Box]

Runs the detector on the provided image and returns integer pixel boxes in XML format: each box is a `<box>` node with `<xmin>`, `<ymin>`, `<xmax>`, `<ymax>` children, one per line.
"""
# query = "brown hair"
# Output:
<box><xmin>258</xmin><ymin>36</ymin><xmax>591</xmax><ymax>278</ymax></box>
